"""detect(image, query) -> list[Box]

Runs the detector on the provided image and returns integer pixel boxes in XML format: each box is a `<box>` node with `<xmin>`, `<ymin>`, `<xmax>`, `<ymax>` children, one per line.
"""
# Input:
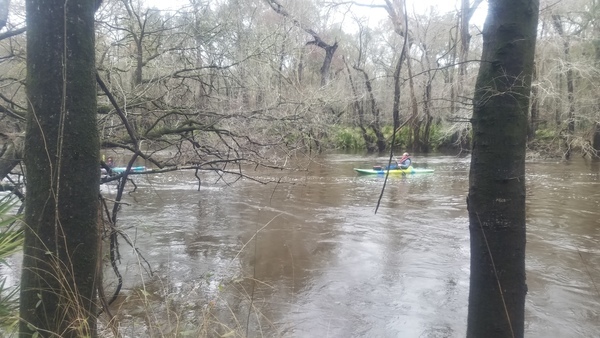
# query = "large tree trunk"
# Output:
<box><xmin>466</xmin><ymin>0</ymin><xmax>538</xmax><ymax>337</ymax></box>
<box><xmin>319</xmin><ymin>43</ymin><xmax>338</xmax><ymax>87</ymax></box>
<box><xmin>20</xmin><ymin>0</ymin><xmax>99</xmax><ymax>336</ymax></box>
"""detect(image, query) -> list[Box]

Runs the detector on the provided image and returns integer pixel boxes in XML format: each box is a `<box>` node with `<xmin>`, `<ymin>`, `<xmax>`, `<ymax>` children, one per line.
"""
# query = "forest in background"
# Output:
<box><xmin>1</xmin><ymin>0</ymin><xmax>599</xmax><ymax>182</ymax></box>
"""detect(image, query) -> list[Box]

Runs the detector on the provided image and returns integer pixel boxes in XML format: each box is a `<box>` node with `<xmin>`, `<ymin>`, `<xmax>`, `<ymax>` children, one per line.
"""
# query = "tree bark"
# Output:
<box><xmin>20</xmin><ymin>0</ymin><xmax>99</xmax><ymax>336</ymax></box>
<box><xmin>467</xmin><ymin>0</ymin><xmax>538</xmax><ymax>337</ymax></box>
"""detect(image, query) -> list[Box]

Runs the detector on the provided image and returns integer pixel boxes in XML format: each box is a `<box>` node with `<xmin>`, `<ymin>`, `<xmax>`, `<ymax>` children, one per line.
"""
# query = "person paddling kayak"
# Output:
<box><xmin>382</xmin><ymin>152</ymin><xmax>412</xmax><ymax>170</ymax></box>
<box><xmin>397</xmin><ymin>152</ymin><xmax>412</xmax><ymax>169</ymax></box>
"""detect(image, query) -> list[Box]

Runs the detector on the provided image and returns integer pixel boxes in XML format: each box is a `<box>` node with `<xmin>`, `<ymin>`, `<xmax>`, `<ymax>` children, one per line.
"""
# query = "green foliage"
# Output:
<box><xmin>535</xmin><ymin>128</ymin><xmax>558</xmax><ymax>141</ymax></box>
<box><xmin>0</xmin><ymin>198</ymin><xmax>22</xmax><ymax>261</ymax></box>
<box><xmin>0</xmin><ymin>195</ymin><xmax>23</xmax><ymax>330</ymax></box>
<box><xmin>97</xmin><ymin>105</ymin><xmax>111</xmax><ymax>115</ymax></box>
<box><xmin>330</xmin><ymin>124</ymin><xmax>446</xmax><ymax>151</ymax></box>
<box><xmin>331</xmin><ymin>127</ymin><xmax>366</xmax><ymax>150</ymax></box>
<box><xmin>422</xmin><ymin>123</ymin><xmax>447</xmax><ymax>150</ymax></box>
<box><xmin>302</xmin><ymin>121</ymin><xmax>466</xmax><ymax>152</ymax></box>
<box><xmin>381</xmin><ymin>125</ymin><xmax>410</xmax><ymax>148</ymax></box>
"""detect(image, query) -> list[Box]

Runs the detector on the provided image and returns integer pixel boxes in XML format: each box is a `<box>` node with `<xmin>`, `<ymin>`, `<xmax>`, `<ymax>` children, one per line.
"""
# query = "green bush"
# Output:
<box><xmin>535</xmin><ymin>128</ymin><xmax>558</xmax><ymax>141</ymax></box>
<box><xmin>329</xmin><ymin>123</ymin><xmax>449</xmax><ymax>152</ymax></box>
<box><xmin>426</xmin><ymin>123</ymin><xmax>444</xmax><ymax>150</ymax></box>
<box><xmin>382</xmin><ymin>125</ymin><xmax>407</xmax><ymax>148</ymax></box>
<box><xmin>331</xmin><ymin>127</ymin><xmax>366</xmax><ymax>150</ymax></box>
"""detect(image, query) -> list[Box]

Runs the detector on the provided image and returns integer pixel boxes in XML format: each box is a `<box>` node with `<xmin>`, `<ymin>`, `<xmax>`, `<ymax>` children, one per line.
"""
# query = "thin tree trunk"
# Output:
<box><xmin>459</xmin><ymin>0</ymin><xmax>471</xmax><ymax>78</ymax></box>
<box><xmin>467</xmin><ymin>0</ymin><xmax>538</xmax><ymax>337</ymax></box>
<box><xmin>354</xmin><ymin>65</ymin><xmax>385</xmax><ymax>152</ymax></box>
<box><xmin>406</xmin><ymin>56</ymin><xmax>419</xmax><ymax>151</ymax></box>
<box><xmin>555</xmin><ymin>72</ymin><xmax>563</xmax><ymax>125</ymax></box>
<box><xmin>297</xmin><ymin>51</ymin><xmax>304</xmax><ymax>84</ymax></box>
<box><xmin>20</xmin><ymin>0</ymin><xmax>99</xmax><ymax>336</ymax></box>
<box><xmin>593</xmin><ymin>123</ymin><xmax>600</xmax><ymax>156</ymax></box>
<box><xmin>264</xmin><ymin>0</ymin><xmax>338</xmax><ymax>87</ymax></box>
<box><xmin>552</xmin><ymin>15</ymin><xmax>575</xmax><ymax>158</ymax></box>
<box><xmin>456</xmin><ymin>0</ymin><xmax>484</xmax><ymax>117</ymax></box>
<box><xmin>528</xmin><ymin>61</ymin><xmax>539</xmax><ymax>141</ymax></box>
<box><xmin>134</xmin><ymin>41</ymin><xmax>143</xmax><ymax>87</ymax></box>
<box><xmin>420</xmin><ymin>38</ymin><xmax>434</xmax><ymax>153</ymax></box>
<box><xmin>193</xmin><ymin>1</ymin><xmax>209</xmax><ymax>108</ymax></box>
<box><xmin>450</xmin><ymin>15</ymin><xmax>459</xmax><ymax>116</ymax></box>
<box><xmin>343</xmin><ymin>57</ymin><xmax>373</xmax><ymax>151</ymax></box>
<box><xmin>422</xmin><ymin>81</ymin><xmax>433</xmax><ymax>152</ymax></box>
<box><xmin>390</xmin><ymin>0</ymin><xmax>408</xmax><ymax>137</ymax></box>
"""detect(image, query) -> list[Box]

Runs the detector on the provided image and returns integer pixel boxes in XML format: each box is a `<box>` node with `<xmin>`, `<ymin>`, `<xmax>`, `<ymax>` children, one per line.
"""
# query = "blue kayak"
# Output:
<box><xmin>101</xmin><ymin>166</ymin><xmax>147</xmax><ymax>174</ymax></box>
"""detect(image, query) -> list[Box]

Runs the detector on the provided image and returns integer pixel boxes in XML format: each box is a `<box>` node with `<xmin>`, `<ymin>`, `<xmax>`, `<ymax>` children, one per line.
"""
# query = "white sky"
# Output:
<box><xmin>144</xmin><ymin>0</ymin><xmax>488</xmax><ymax>28</ymax></box>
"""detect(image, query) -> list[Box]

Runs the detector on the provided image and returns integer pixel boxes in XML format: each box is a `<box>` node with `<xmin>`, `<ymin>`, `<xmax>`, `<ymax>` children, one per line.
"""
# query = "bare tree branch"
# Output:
<box><xmin>0</xmin><ymin>27</ymin><xmax>25</xmax><ymax>41</ymax></box>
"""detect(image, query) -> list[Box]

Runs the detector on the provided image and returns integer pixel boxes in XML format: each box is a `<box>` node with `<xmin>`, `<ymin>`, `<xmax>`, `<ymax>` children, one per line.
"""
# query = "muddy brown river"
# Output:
<box><xmin>5</xmin><ymin>153</ymin><xmax>599</xmax><ymax>337</ymax></box>
<box><xmin>99</xmin><ymin>153</ymin><xmax>599</xmax><ymax>337</ymax></box>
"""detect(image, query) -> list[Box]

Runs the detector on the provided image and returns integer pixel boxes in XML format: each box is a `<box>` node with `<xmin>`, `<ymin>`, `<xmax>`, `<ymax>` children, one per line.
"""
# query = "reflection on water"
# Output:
<box><xmin>103</xmin><ymin>154</ymin><xmax>599</xmax><ymax>337</ymax></box>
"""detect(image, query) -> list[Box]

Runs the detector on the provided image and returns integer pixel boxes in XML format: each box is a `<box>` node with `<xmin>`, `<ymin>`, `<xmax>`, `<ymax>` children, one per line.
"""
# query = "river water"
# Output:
<box><xmin>81</xmin><ymin>154</ymin><xmax>600</xmax><ymax>336</ymax></box>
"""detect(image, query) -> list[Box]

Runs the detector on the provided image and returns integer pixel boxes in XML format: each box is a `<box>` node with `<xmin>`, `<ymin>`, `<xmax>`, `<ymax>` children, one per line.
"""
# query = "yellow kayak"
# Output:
<box><xmin>353</xmin><ymin>166</ymin><xmax>434</xmax><ymax>175</ymax></box>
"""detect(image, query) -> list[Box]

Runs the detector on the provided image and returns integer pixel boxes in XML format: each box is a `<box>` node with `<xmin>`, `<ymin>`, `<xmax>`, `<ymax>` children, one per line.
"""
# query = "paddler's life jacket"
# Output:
<box><xmin>399</xmin><ymin>156</ymin><xmax>411</xmax><ymax>168</ymax></box>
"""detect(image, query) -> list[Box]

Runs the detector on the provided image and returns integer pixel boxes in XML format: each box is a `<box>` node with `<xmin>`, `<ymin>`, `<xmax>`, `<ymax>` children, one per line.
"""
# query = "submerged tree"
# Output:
<box><xmin>20</xmin><ymin>0</ymin><xmax>99</xmax><ymax>336</ymax></box>
<box><xmin>466</xmin><ymin>0</ymin><xmax>539</xmax><ymax>337</ymax></box>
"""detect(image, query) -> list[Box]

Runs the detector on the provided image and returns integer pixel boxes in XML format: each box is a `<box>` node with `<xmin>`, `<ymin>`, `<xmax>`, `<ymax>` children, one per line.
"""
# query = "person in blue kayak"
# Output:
<box><xmin>106</xmin><ymin>157</ymin><xmax>115</xmax><ymax>168</ymax></box>
<box><xmin>397</xmin><ymin>152</ymin><xmax>412</xmax><ymax>169</ymax></box>
<box><xmin>383</xmin><ymin>152</ymin><xmax>411</xmax><ymax>170</ymax></box>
